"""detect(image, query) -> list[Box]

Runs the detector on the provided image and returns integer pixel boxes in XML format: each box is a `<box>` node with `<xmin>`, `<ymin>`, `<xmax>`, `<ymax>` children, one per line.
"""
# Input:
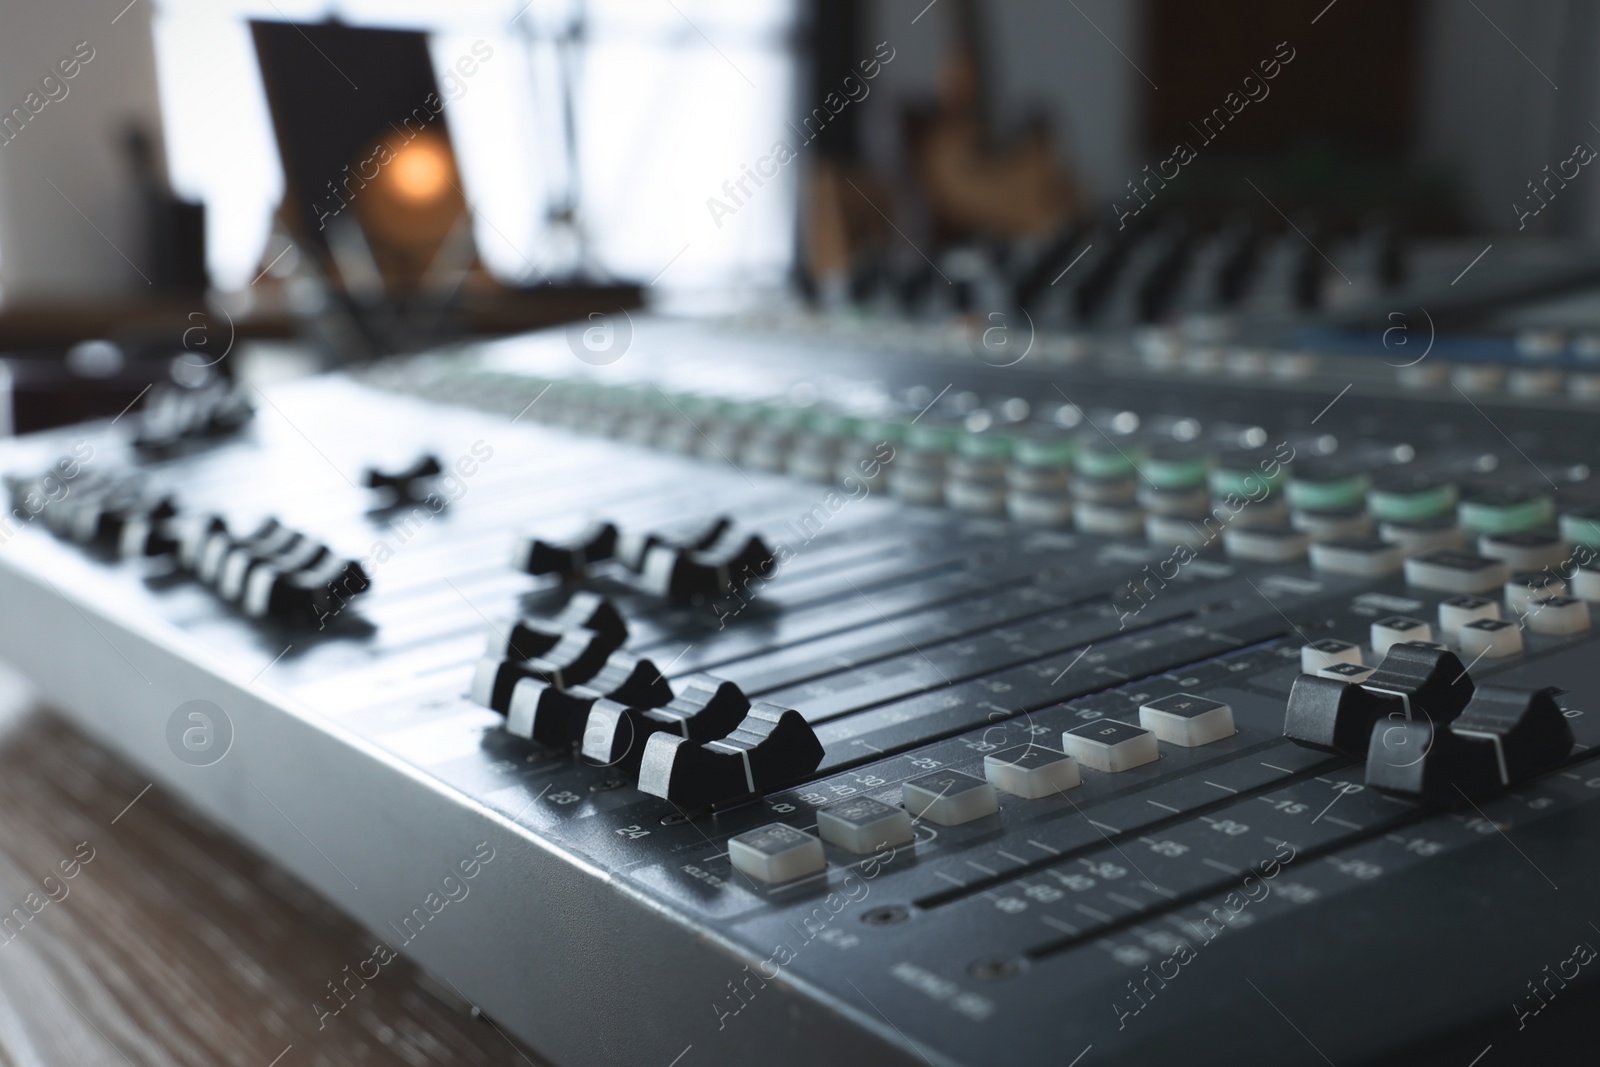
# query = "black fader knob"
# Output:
<box><xmin>1285</xmin><ymin>642</ymin><xmax>1476</xmax><ymax>756</ymax></box>
<box><xmin>364</xmin><ymin>455</ymin><xmax>443</xmax><ymax>502</ymax></box>
<box><xmin>215</xmin><ymin>520</ymin><xmax>330</xmax><ymax>603</ymax></box>
<box><xmin>245</xmin><ymin>554</ymin><xmax>370</xmax><ymax>626</ymax></box>
<box><xmin>495</xmin><ymin>617</ymin><xmax>563</xmax><ymax>663</ymax></box>
<box><xmin>119</xmin><ymin>512</ymin><xmax>182</xmax><ymax>560</ymax></box>
<box><xmin>504</xmin><ymin>653</ymin><xmax>674</xmax><ymax>747</ymax></box>
<box><xmin>579</xmin><ymin>675</ymin><xmax>750</xmax><ymax>770</ymax></box>
<box><xmin>551</xmin><ymin>590</ymin><xmax>627</xmax><ymax>646</ymax></box>
<box><xmin>614</xmin><ymin>516</ymin><xmax>731</xmax><ymax>572</ymax></box>
<box><xmin>639</xmin><ymin>533</ymin><xmax>775</xmax><ymax>603</ymax></box>
<box><xmin>60</xmin><ymin>480</ymin><xmax>177</xmax><ymax>550</ymax></box>
<box><xmin>491</xmin><ymin>592</ymin><xmax>627</xmax><ymax>660</ymax></box>
<box><xmin>1366</xmin><ymin>686</ymin><xmax>1574</xmax><ymax>803</ymax></box>
<box><xmin>175</xmin><ymin>514</ymin><xmax>229</xmax><ymax>570</ymax></box>
<box><xmin>636</xmin><ymin>702</ymin><xmax>824</xmax><ymax>809</ymax></box>
<box><xmin>513</xmin><ymin>521</ymin><xmax>618</xmax><ymax>579</ymax></box>
<box><xmin>468</xmin><ymin>627</ymin><xmax>622</xmax><ymax>711</ymax></box>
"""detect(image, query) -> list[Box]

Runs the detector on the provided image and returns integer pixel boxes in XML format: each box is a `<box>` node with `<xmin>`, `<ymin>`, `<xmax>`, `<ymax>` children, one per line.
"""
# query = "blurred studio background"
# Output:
<box><xmin>0</xmin><ymin>0</ymin><xmax>1593</xmax><ymax>433</ymax></box>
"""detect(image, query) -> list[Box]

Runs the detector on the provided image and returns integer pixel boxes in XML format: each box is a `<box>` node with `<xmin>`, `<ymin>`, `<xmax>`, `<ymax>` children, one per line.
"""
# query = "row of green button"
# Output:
<box><xmin>1562</xmin><ymin>505</ymin><xmax>1600</xmax><ymax>547</ymax></box>
<box><xmin>491</xmin><ymin>374</ymin><xmax>1600</xmax><ymax>543</ymax></box>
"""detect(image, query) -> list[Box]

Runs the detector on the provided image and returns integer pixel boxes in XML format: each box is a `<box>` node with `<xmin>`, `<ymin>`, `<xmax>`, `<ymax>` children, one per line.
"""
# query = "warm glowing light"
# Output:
<box><xmin>389</xmin><ymin>139</ymin><xmax>451</xmax><ymax>205</ymax></box>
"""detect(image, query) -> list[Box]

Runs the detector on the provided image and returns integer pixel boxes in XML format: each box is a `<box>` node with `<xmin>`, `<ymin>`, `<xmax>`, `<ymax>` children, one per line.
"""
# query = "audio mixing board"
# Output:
<box><xmin>3</xmin><ymin>295</ymin><xmax>1600</xmax><ymax>1066</ymax></box>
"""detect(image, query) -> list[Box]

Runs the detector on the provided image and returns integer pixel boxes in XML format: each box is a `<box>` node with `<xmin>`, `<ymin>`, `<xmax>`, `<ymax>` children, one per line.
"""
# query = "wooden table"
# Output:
<box><xmin>0</xmin><ymin>662</ymin><xmax>549</xmax><ymax>1067</ymax></box>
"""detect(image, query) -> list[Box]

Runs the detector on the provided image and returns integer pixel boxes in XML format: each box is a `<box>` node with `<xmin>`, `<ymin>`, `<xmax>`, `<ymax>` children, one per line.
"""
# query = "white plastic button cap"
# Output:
<box><xmin>1222</xmin><ymin>526</ymin><xmax>1310</xmax><ymax>562</ymax></box>
<box><xmin>1318</xmin><ymin>660</ymin><xmax>1375</xmax><ymax>682</ymax></box>
<box><xmin>1437</xmin><ymin>595</ymin><xmax>1500</xmax><ymax>639</ymax></box>
<box><xmin>1379</xmin><ymin>520</ymin><xmax>1465</xmax><ymax>555</ymax></box>
<box><xmin>1573</xmin><ymin>565</ymin><xmax>1600</xmax><ymax>602</ymax></box>
<box><xmin>1457</xmin><ymin>617</ymin><xmax>1524</xmax><ymax>660</ymax></box>
<box><xmin>1139</xmin><ymin>693</ymin><xmax>1236</xmax><ymax>747</ymax></box>
<box><xmin>1007</xmin><ymin>491</ymin><xmax>1074</xmax><ymax>526</ymax></box>
<box><xmin>1371</xmin><ymin>616</ymin><xmax>1432</xmax><ymax>657</ymax></box>
<box><xmin>1404</xmin><ymin>550</ymin><xmax>1511</xmax><ymax>594</ymax></box>
<box><xmin>1308</xmin><ymin>538</ymin><xmax>1405</xmax><ymax>577</ymax></box>
<box><xmin>1062</xmin><ymin>719</ymin><xmax>1160</xmax><ymax>772</ymax></box>
<box><xmin>1505</xmin><ymin>575</ymin><xmax>1566</xmax><ymax>616</ymax></box>
<box><xmin>1301</xmin><ymin>638</ymin><xmax>1363</xmax><ymax>673</ymax></box>
<box><xmin>1072</xmin><ymin>501</ymin><xmax>1146</xmax><ymax>537</ymax></box>
<box><xmin>1524</xmin><ymin>595</ymin><xmax>1591</xmax><ymax>636</ymax></box>
<box><xmin>1292</xmin><ymin>509</ymin><xmax>1375</xmax><ymax>542</ymax></box>
<box><xmin>983</xmin><ymin>744</ymin><xmax>1080</xmax><ymax>798</ymax></box>
<box><xmin>815</xmin><ymin>797</ymin><xmax>915</xmax><ymax>854</ymax></box>
<box><xmin>1478</xmin><ymin>531</ymin><xmax>1569</xmax><ymax>571</ymax></box>
<box><xmin>728</xmin><ymin>822</ymin><xmax>826</xmax><ymax>884</ymax></box>
<box><xmin>902</xmin><ymin>770</ymin><xmax>1000</xmax><ymax>825</ymax></box>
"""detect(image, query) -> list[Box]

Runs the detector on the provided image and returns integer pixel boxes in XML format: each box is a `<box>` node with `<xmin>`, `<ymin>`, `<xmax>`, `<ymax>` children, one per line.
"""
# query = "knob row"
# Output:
<box><xmin>132</xmin><ymin>382</ymin><xmax>254</xmax><ymax>453</ymax></box>
<box><xmin>467</xmin><ymin>360</ymin><xmax>1600</xmax><ymax>546</ymax></box>
<box><xmin>6</xmin><ymin>464</ymin><xmax>370</xmax><ymax>627</ymax></box>
<box><xmin>169</xmin><ymin>515</ymin><xmax>370</xmax><ymax>625</ymax></box>
<box><xmin>470</xmin><ymin>593</ymin><xmax>823</xmax><ymax>805</ymax></box>
<box><xmin>724</xmin><ymin>691</ymin><xmax>1243</xmax><ymax>884</ymax></box>
<box><xmin>1284</xmin><ymin>642</ymin><xmax>1573</xmax><ymax>801</ymax></box>
<box><xmin>514</xmin><ymin>515</ymin><xmax>776</xmax><ymax>605</ymax></box>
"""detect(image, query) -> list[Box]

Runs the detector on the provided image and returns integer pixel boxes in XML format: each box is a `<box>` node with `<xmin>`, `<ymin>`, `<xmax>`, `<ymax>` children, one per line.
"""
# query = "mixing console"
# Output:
<box><xmin>2</xmin><ymin>302</ymin><xmax>1600</xmax><ymax>1066</ymax></box>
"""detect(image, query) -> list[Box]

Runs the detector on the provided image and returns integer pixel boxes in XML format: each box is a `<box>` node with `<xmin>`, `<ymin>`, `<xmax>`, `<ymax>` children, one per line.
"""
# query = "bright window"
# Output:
<box><xmin>151</xmin><ymin>0</ymin><xmax>797</xmax><ymax>297</ymax></box>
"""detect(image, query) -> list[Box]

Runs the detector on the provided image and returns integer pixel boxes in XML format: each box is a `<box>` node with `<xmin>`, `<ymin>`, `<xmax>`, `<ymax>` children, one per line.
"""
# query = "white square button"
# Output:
<box><xmin>1458</xmin><ymin>617</ymin><xmax>1523</xmax><ymax>660</ymax></box>
<box><xmin>816</xmin><ymin>797</ymin><xmax>914</xmax><ymax>854</ymax></box>
<box><xmin>1300</xmin><ymin>639</ymin><xmax>1362</xmax><ymax>674</ymax></box>
<box><xmin>901</xmin><ymin>771</ymin><xmax>999</xmax><ymax>825</ymax></box>
<box><xmin>1062</xmin><ymin>719</ymin><xmax>1159</xmax><ymax>772</ymax></box>
<box><xmin>1371</xmin><ymin>616</ymin><xmax>1432</xmax><ymax>657</ymax></box>
<box><xmin>1525</xmin><ymin>595</ymin><xmax>1590</xmax><ymax>635</ymax></box>
<box><xmin>1139</xmin><ymin>693</ymin><xmax>1236</xmax><ymax>747</ymax></box>
<box><xmin>728</xmin><ymin>823</ymin><xmax>826</xmax><ymax>884</ymax></box>
<box><xmin>1318</xmin><ymin>660</ymin><xmax>1375</xmax><ymax>682</ymax></box>
<box><xmin>983</xmin><ymin>745</ymin><xmax>1080</xmax><ymax>798</ymax></box>
<box><xmin>1437</xmin><ymin>595</ymin><xmax>1499</xmax><ymax>639</ymax></box>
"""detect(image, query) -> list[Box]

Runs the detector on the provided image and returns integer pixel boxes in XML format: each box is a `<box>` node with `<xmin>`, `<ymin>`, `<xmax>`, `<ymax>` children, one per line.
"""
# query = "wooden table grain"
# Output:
<box><xmin>0</xmin><ymin>663</ymin><xmax>549</xmax><ymax>1067</ymax></box>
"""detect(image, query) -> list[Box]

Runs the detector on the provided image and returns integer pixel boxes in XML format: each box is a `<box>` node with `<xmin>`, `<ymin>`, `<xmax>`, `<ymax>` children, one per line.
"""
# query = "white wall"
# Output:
<box><xmin>0</xmin><ymin>0</ymin><xmax>168</xmax><ymax>302</ymax></box>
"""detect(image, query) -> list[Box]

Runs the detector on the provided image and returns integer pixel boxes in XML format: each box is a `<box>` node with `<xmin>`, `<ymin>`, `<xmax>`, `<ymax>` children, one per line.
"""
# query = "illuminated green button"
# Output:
<box><xmin>1457</xmin><ymin>489</ymin><xmax>1555</xmax><ymax>534</ymax></box>
<box><xmin>1561</xmin><ymin>504</ymin><xmax>1600</xmax><ymax>548</ymax></box>
<box><xmin>622</xmin><ymin>383</ymin><xmax>663</xmax><ymax>409</ymax></box>
<box><xmin>650</xmin><ymin>391</ymin><xmax>703</xmax><ymax>419</ymax></box>
<box><xmin>1367</xmin><ymin>480</ymin><xmax>1458</xmax><ymax>522</ymax></box>
<box><xmin>906</xmin><ymin>421</ymin><xmax>962</xmax><ymax>452</ymax></box>
<box><xmin>1141</xmin><ymin>446</ymin><xmax>1211</xmax><ymax>490</ymax></box>
<box><xmin>858</xmin><ymin>417</ymin><xmax>908</xmax><ymax>444</ymax></box>
<box><xmin>542</xmin><ymin>381</ymin><xmax>580</xmax><ymax>407</ymax></box>
<box><xmin>588</xmin><ymin>383</ymin><xmax>628</xmax><ymax>408</ymax></box>
<box><xmin>1075</xmin><ymin>440</ymin><xmax>1139</xmax><ymax>479</ymax></box>
<box><xmin>1014</xmin><ymin>434</ymin><xmax>1075</xmax><ymax>468</ymax></box>
<box><xmin>1286</xmin><ymin>472</ymin><xmax>1370</xmax><ymax>511</ymax></box>
<box><xmin>713</xmin><ymin>398</ymin><xmax>760</xmax><ymax>422</ymax></box>
<box><xmin>809</xmin><ymin>410</ymin><xmax>860</xmax><ymax>437</ymax></box>
<box><xmin>957</xmin><ymin>432</ymin><xmax>1015</xmax><ymax>460</ymax></box>
<box><xmin>760</xmin><ymin>404</ymin><xmax>814</xmax><ymax>431</ymax></box>
<box><xmin>1208</xmin><ymin>457</ymin><xmax>1287</xmax><ymax>499</ymax></box>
